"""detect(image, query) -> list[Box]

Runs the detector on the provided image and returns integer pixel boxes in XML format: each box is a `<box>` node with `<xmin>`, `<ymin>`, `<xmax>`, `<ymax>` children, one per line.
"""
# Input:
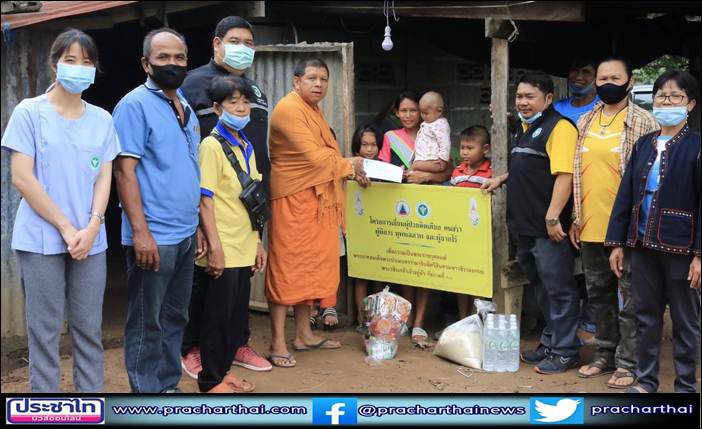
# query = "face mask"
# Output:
<box><xmin>652</xmin><ymin>106</ymin><xmax>688</xmax><ymax>127</ymax></box>
<box><xmin>56</xmin><ymin>63</ymin><xmax>95</xmax><ymax>94</ymax></box>
<box><xmin>223</xmin><ymin>43</ymin><xmax>255</xmax><ymax>70</ymax></box>
<box><xmin>596</xmin><ymin>80</ymin><xmax>630</xmax><ymax>105</ymax></box>
<box><xmin>220</xmin><ymin>110</ymin><xmax>250</xmax><ymax>131</ymax></box>
<box><xmin>518</xmin><ymin>111</ymin><xmax>542</xmax><ymax>124</ymax></box>
<box><xmin>148</xmin><ymin>63</ymin><xmax>187</xmax><ymax>90</ymax></box>
<box><xmin>568</xmin><ymin>81</ymin><xmax>595</xmax><ymax>99</ymax></box>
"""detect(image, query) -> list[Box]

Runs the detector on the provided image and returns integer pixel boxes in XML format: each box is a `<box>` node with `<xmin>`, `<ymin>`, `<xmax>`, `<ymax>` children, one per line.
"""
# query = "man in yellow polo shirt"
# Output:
<box><xmin>483</xmin><ymin>72</ymin><xmax>581</xmax><ymax>374</ymax></box>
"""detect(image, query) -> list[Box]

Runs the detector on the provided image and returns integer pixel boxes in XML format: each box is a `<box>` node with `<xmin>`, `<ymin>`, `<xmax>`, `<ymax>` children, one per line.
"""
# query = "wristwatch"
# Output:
<box><xmin>545</xmin><ymin>217</ymin><xmax>560</xmax><ymax>226</ymax></box>
<box><xmin>89</xmin><ymin>212</ymin><xmax>105</xmax><ymax>224</ymax></box>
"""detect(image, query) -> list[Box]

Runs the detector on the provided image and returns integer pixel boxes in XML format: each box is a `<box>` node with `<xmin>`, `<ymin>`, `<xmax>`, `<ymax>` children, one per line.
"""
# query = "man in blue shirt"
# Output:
<box><xmin>553</xmin><ymin>58</ymin><xmax>600</xmax><ymax>346</ymax></box>
<box><xmin>113</xmin><ymin>27</ymin><xmax>206</xmax><ymax>393</ymax></box>
<box><xmin>554</xmin><ymin>59</ymin><xmax>600</xmax><ymax>125</ymax></box>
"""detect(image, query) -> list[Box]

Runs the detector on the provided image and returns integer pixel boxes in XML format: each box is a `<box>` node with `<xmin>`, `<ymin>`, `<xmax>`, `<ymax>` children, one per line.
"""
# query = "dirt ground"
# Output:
<box><xmin>2</xmin><ymin>311</ymin><xmax>698</xmax><ymax>394</ymax></box>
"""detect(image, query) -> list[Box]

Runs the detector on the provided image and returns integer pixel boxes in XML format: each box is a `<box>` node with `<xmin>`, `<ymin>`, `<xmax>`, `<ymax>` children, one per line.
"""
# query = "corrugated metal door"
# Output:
<box><xmin>246</xmin><ymin>42</ymin><xmax>355</xmax><ymax>315</ymax></box>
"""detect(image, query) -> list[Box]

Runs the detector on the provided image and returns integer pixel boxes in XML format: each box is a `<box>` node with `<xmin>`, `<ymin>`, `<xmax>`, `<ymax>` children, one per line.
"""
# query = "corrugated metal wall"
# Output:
<box><xmin>248</xmin><ymin>43</ymin><xmax>355</xmax><ymax>155</ymax></box>
<box><xmin>246</xmin><ymin>43</ymin><xmax>356</xmax><ymax>316</ymax></box>
<box><xmin>1</xmin><ymin>28</ymin><xmax>60</xmax><ymax>337</ymax></box>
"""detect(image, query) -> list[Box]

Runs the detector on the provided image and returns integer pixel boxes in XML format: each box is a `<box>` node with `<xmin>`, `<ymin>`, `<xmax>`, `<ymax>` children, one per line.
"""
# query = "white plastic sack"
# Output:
<box><xmin>433</xmin><ymin>314</ymin><xmax>483</xmax><ymax>368</ymax></box>
<box><xmin>433</xmin><ymin>299</ymin><xmax>495</xmax><ymax>368</ymax></box>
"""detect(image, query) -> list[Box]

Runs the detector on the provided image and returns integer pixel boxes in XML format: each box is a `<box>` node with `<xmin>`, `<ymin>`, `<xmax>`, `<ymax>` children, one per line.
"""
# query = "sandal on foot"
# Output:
<box><xmin>625</xmin><ymin>383</ymin><xmax>648</xmax><ymax>393</ymax></box>
<box><xmin>223</xmin><ymin>373</ymin><xmax>255</xmax><ymax>393</ymax></box>
<box><xmin>310</xmin><ymin>316</ymin><xmax>318</xmax><ymax>330</ymax></box>
<box><xmin>607</xmin><ymin>369</ymin><xmax>637</xmax><ymax>389</ymax></box>
<box><xmin>411</xmin><ymin>327</ymin><xmax>433</xmax><ymax>348</ymax></box>
<box><xmin>321</xmin><ymin>307</ymin><xmax>339</xmax><ymax>330</ymax></box>
<box><xmin>294</xmin><ymin>338</ymin><xmax>341</xmax><ymax>351</ymax></box>
<box><xmin>266</xmin><ymin>353</ymin><xmax>296</xmax><ymax>368</ymax></box>
<box><xmin>577</xmin><ymin>357</ymin><xmax>616</xmax><ymax>378</ymax></box>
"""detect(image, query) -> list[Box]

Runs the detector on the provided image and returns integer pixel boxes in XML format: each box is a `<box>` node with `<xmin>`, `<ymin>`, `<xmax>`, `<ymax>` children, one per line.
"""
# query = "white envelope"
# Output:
<box><xmin>362</xmin><ymin>159</ymin><xmax>404</xmax><ymax>183</ymax></box>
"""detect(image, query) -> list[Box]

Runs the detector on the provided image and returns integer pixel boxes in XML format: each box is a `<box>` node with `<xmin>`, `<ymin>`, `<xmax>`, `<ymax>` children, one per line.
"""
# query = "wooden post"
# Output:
<box><xmin>487</xmin><ymin>19</ymin><xmax>510</xmax><ymax>313</ymax></box>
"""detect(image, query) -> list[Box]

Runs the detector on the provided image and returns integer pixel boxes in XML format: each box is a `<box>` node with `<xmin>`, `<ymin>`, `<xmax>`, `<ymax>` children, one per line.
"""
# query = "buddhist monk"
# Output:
<box><xmin>265</xmin><ymin>58</ymin><xmax>369</xmax><ymax>367</ymax></box>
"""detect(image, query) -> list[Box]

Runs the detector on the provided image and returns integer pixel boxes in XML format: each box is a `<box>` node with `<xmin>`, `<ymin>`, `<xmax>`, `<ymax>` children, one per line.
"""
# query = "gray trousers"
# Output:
<box><xmin>17</xmin><ymin>251</ymin><xmax>106</xmax><ymax>393</ymax></box>
<box><xmin>581</xmin><ymin>243</ymin><xmax>637</xmax><ymax>371</ymax></box>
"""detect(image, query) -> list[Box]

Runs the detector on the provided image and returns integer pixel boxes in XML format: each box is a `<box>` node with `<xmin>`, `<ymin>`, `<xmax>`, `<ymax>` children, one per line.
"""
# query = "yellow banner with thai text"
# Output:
<box><xmin>346</xmin><ymin>182</ymin><xmax>493</xmax><ymax>297</ymax></box>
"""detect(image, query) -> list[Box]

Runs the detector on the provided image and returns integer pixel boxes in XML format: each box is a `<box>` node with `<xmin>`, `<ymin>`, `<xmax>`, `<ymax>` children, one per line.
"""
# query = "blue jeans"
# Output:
<box><xmin>516</xmin><ymin>235</ymin><xmax>581</xmax><ymax>357</ymax></box>
<box><xmin>124</xmin><ymin>234</ymin><xmax>195</xmax><ymax>393</ymax></box>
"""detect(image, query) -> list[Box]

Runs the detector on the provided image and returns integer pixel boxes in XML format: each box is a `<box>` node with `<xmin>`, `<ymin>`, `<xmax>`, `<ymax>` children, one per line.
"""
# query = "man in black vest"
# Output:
<box><xmin>180</xmin><ymin>16</ymin><xmax>273</xmax><ymax>377</ymax></box>
<box><xmin>483</xmin><ymin>72</ymin><xmax>581</xmax><ymax>374</ymax></box>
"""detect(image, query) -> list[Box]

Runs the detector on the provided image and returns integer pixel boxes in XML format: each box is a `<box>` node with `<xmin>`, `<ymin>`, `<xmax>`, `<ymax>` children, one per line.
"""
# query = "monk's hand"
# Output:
<box><xmin>253</xmin><ymin>242</ymin><xmax>267</xmax><ymax>273</ymax></box>
<box><xmin>206</xmin><ymin>245</ymin><xmax>225</xmax><ymax>279</ymax></box>
<box><xmin>352</xmin><ymin>157</ymin><xmax>371</xmax><ymax>188</ymax></box>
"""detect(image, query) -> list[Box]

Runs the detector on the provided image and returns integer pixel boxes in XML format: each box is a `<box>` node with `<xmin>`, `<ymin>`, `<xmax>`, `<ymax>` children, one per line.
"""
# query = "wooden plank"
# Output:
<box><xmin>273</xmin><ymin>1</ymin><xmax>585</xmax><ymax>23</ymax></box>
<box><xmin>489</xmin><ymin>30</ymin><xmax>510</xmax><ymax>313</ymax></box>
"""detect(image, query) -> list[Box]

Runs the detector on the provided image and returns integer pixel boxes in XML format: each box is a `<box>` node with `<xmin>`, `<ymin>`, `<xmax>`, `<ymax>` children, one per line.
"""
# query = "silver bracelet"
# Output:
<box><xmin>89</xmin><ymin>212</ymin><xmax>105</xmax><ymax>224</ymax></box>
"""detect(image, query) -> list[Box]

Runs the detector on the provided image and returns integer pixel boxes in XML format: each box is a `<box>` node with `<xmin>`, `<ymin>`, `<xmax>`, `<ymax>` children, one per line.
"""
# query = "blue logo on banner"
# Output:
<box><xmin>529</xmin><ymin>397</ymin><xmax>584</xmax><ymax>424</ymax></box>
<box><xmin>312</xmin><ymin>398</ymin><xmax>357</xmax><ymax>425</ymax></box>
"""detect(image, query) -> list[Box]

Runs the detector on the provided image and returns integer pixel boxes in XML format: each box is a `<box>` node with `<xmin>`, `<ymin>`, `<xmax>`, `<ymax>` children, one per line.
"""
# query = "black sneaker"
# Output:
<box><xmin>520</xmin><ymin>344</ymin><xmax>550</xmax><ymax>365</ymax></box>
<box><xmin>534</xmin><ymin>353</ymin><xmax>582</xmax><ymax>374</ymax></box>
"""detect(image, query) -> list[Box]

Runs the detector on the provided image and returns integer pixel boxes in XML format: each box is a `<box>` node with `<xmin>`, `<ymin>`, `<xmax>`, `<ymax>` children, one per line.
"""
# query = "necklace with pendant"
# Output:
<box><xmin>599</xmin><ymin>107</ymin><xmax>626</xmax><ymax>135</ymax></box>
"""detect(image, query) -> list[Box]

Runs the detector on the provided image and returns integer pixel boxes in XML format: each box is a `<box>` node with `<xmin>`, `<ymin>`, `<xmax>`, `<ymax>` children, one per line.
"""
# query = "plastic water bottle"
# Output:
<box><xmin>507</xmin><ymin>314</ymin><xmax>520</xmax><ymax>372</ymax></box>
<box><xmin>495</xmin><ymin>317</ymin><xmax>509</xmax><ymax>372</ymax></box>
<box><xmin>482</xmin><ymin>314</ymin><xmax>495</xmax><ymax>371</ymax></box>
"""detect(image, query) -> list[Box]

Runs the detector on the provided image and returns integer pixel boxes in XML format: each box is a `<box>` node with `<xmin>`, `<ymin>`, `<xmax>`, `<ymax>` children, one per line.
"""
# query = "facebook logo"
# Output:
<box><xmin>312</xmin><ymin>398</ymin><xmax>357</xmax><ymax>425</ymax></box>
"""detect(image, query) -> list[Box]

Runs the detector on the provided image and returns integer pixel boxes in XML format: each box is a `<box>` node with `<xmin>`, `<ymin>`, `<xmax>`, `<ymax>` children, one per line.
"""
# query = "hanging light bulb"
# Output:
<box><xmin>382</xmin><ymin>25</ymin><xmax>393</xmax><ymax>51</ymax></box>
<box><xmin>381</xmin><ymin>1</ymin><xmax>398</xmax><ymax>52</ymax></box>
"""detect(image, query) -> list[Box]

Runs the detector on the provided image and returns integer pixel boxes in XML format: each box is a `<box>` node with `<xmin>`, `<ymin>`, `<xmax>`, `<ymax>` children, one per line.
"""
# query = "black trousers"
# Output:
<box><xmin>631</xmin><ymin>246</ymin><xmax>700</xmax><ymax>393</ymax></box>
<box><xmin>182</xmin><ymin>266</ymin><xmax>251</xmax><ymax>355</ymax></box>
<box><xmin>191</xmin><ymin>266</ymin><xmax>252</xmax><ymax>392</ymax></box>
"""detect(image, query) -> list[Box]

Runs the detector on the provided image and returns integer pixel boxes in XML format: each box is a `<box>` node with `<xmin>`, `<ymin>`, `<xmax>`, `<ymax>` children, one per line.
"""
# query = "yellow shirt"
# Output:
<box><xmin>579</xmin><ymin>108</ymin><xmax>627</xmax><ymax>242</ymax></box>
<box><xmin>521</xmin><ymin>119</ymin><xmax>578</xmax><ymax>175</ymax></box>
<box><xmin>196</xmin><ymin>134</ymin><xmax>262</xmax><ymax>268</ymax></box>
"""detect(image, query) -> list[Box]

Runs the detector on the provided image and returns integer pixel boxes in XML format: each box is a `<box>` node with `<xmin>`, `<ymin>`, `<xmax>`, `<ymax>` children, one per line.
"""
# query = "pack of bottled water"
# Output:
<box><xmin>482</xmin><ymin>312</ymin><xmax>520</xmax><ymax>372</ymax></box>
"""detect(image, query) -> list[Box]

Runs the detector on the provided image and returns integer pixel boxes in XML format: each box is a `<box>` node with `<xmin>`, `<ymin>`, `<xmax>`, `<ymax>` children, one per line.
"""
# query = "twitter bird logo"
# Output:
<box><xmin>530</xmin><ymin>397</ymin><xmax>584</xmax><ymax>424</ymax></box>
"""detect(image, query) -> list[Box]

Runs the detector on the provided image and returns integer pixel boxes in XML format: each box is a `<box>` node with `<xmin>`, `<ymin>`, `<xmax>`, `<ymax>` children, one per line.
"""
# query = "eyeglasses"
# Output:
<box><xmin>654</xmin><ymin>94</ymin><xmax>687</xmax><ymax>104</ymax></box>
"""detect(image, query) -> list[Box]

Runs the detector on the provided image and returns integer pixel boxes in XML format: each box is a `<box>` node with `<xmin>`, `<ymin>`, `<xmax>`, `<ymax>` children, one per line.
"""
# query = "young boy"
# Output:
<box><xmin>450</xmin><ymin>125</ymin><xmax>492</xmax><ymax>319</ymax></box>
<box><xmin>450</xmin><ymin>125</ymin><xmax>492</xmax><ymax>190</ymax></box>
<box><xmin>410</xmin><ymin>91</ymin><xmax>452</xmax><ymax>175</ymax></box>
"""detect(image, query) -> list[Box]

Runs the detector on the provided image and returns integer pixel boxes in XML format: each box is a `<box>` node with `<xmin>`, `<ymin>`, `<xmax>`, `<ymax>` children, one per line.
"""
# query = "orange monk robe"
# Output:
<box><xmin>265</xmin><ymin>91</ymin><xmax>353</xmax><ymax>307</ymax></box>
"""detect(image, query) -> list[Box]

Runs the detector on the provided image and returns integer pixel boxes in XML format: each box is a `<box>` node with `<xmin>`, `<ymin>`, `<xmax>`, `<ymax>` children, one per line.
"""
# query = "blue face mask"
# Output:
<box><xmin>220</xmin><ymin>110</ymin><xmax>250</xmax><ymax>131</ymax></box>
<box><xmin>568</xmin><ymin>81</ymin><xmax>595</xmax><ymax>99</ymax></box>
<box><xmin>223</xmin><ymin>44</ymin><xmax>255</xmax><ymax>70</ymax></box>
<box><xmin>56</xmin><ymin>63</ymin><xmax>95</xmax><ymax>94</ymax></box>
<box><xmin>652</xmin><ymin>106</ymin><xmax>688</xmax><ymax>127</ymax></box>
<box><xmin>518</xmin><ymin>111</ymin><xmax>542</xmax><ymax>124</ymax></box>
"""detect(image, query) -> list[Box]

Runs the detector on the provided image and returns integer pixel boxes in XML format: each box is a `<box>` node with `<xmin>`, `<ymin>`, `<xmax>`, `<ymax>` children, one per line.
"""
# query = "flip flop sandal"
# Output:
<box><xmin>624</xmin><ymin>383</ymin><xmax>648</xmax><ymax>393</ymax></box>
<box><xmin>223</xmin><ymin>376</ymin><xmax>255</xmax><ymax>393</ymax></box>
<box><xmin>266</xmin><ymin>353</ymin><xmax>296</xmax><ymax>368</ymax></box>
<box><xmin>607</xmin><ymin>369</ymin><xmax>637</xmax><ymax>389</ymax></box>
<box><xmin>310</xmin><ymin>316</ymin><xmax>318</xmax><ymax>330</ymax></box>
<box><xmin>321</xmin><ymin>307</ymin><xmax>339</xmax><ymax>330</ymax></box>
<box><xmin>577</xmin><ymin>357</ymin><xmax>616</xmax><ymax>378</ymax></box>
<box><xmin>411</xmin><ymin>327</ymin><xmax>433</xmax><ymax>348</ymax></box>
<box><xmin>294</xmin><ymin>338</ymin><xmax>342</xmax><ymax>351</ymax></box>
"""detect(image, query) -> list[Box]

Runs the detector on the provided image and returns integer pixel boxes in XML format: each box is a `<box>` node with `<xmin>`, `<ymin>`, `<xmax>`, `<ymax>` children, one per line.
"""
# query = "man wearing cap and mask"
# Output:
<box><xmin>179</xmin><ymin>16</ymin><xmax>273</xmax><ymax>377</ymax></box>
<box><xmin>554</xmin><ymin>59</ymin><xmax>600</xmax><ymax>124</ymax></box>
